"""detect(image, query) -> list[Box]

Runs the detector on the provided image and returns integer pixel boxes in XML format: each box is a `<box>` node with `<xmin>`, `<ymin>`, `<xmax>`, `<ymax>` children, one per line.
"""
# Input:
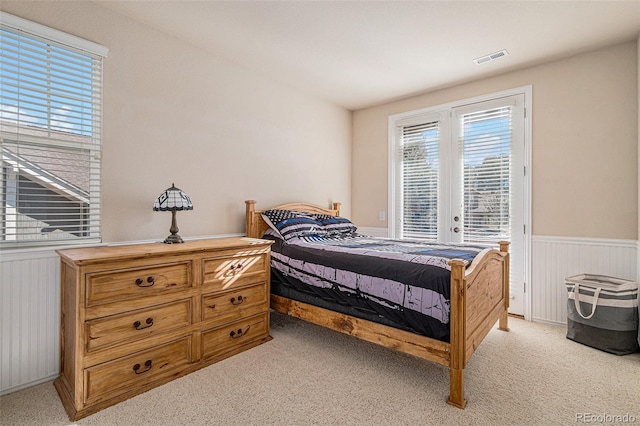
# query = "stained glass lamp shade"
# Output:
<box><xmin>153</xmin><ymin>183</ymin><xmax>193</xmax><ymax>244</ymax></box>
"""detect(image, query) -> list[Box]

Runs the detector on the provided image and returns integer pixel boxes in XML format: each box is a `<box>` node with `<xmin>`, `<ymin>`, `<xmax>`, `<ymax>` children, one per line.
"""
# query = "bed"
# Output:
<box><xmin>245</xmin><ymin>199</ymin><xmax>510</xmax><ymax>408</ymax></box>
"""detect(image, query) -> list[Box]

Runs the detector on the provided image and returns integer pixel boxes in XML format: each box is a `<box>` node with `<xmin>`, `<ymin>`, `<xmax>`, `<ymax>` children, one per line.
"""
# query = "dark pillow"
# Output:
<box><xmin>262</xmin><ymin>209</ymin><xmax>326</xmax><ymax>240</ymax></box>
<box><xmin>314</xmin><ymin>214</ymin><xmax>358</xmax><ymax>235</ymax></box>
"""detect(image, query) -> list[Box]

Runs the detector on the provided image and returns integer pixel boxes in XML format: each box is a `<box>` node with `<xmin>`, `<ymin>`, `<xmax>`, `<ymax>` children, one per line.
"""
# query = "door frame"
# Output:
<box><xmin>387</xmin><ymin>85</ymin><xmax>532</xmax><ymax>320</ymax></box>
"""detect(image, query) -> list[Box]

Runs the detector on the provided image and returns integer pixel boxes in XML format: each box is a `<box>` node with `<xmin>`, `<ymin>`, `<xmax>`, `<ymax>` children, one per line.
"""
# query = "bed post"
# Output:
<box><xmin>245</xmin><ymin>200</ymin><xmax>257</xmax><ymax>238</ymax></box>
<box><xmin>332</xmin><ymin>202</ymin><xmax>342</xmax><ymax>216</ymax></box>
<box><xmin>498</xmin><ymin>241</ymin><xmax>510</xmax><ymax>332</ymax></box>
<box><xmin>447</xmin><ymin>259</ymin><xmax>467</xmax><ymax>409</ymax></box>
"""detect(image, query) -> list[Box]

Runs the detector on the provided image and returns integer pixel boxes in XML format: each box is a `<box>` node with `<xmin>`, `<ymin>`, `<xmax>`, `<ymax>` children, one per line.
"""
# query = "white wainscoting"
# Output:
<box><xmin>1</xmin><ymin>249</ymin><xmax>60</xmax><ymax>395</ymax></box>
<box><xmin>637</xmin><ymin>240</ymin><xmax>640</xmax><ymax>283</ymax></box>
<box><xmin>531</xmin><ymin>235</ymin><xmax>638</xmax><ymax>325</ymax></box>
<box><xmin>0</xmin><ymin>234</ymin><xmax>243</xmax><ymax>396</ymax></box>
<box><xmin>1</xmin><ymin>233</ymin><xmax>637</xmax><ymax>395</ymax></box>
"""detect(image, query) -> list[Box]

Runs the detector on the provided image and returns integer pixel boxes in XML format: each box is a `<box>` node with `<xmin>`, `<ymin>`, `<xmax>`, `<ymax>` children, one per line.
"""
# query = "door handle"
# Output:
<box><xmin>453</xmin><ymin>215</ymin><xmax>460</xmax><ymax>233</ymax></box>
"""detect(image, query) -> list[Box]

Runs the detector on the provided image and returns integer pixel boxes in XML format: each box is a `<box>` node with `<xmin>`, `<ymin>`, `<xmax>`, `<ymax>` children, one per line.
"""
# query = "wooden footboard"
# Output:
<box><xmin>447</xmin><ymin>241</ymin><xmax>509</xmax><ymax>408</ymax></box>
<box><xmin>245</xmin><ymin>200</ymin><xmax>509</xmax><ymax>409</ymax></box>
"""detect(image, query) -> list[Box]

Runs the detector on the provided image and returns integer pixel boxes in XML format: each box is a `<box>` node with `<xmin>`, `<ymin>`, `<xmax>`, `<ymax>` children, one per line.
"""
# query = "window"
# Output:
<box><xmin>0</xmin><ymin>12</ymin><xmax>108</xmax><ymax>247</ymax></box>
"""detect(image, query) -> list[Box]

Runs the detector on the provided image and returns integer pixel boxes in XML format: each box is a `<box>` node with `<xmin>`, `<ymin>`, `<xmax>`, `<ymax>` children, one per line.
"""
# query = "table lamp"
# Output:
<box><xmin>152</xmin><ymin>183</ymin><xmax>193</xmax><ymax>243</ymax></box>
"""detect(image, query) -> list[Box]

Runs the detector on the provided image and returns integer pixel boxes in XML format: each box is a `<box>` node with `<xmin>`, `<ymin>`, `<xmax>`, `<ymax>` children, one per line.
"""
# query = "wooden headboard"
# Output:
<box><xmin>245</xmin><ymin>200</ymin><xmax>342</xmax><ymax>239</ymax></box>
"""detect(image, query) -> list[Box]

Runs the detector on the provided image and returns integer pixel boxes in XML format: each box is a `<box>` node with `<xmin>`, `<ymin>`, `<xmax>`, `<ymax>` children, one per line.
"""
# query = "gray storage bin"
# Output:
<box><xmin>565</xmin><ymin>274</ymin><xmax>639</xmax><ymax>355</ymax></box>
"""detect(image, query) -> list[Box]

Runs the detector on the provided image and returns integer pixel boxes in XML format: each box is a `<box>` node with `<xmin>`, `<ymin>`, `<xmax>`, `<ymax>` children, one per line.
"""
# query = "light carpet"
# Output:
<box><xmin>1</xmin><ymin>312</ymin><xmax>638</xmax><ymax>426</ymax></box>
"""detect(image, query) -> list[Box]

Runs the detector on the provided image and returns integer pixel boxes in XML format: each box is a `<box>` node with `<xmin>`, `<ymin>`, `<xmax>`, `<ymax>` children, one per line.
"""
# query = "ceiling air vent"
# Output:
<box><xmin>473</xmin><ymin>49</ymin><xmax>509</xmax><ymax>65</ymax></box>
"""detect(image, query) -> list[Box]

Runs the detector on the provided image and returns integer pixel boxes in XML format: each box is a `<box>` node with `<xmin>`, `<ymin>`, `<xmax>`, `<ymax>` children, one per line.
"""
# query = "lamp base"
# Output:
<box><xmin>162</xmin><ymin>210</ymin><xmax>184</xmax><ymax>243</ymax></box>
<box><xmin>163</xmin><ymin>233</ymin><xmax>184</xmax><ymax>244</ymax></box>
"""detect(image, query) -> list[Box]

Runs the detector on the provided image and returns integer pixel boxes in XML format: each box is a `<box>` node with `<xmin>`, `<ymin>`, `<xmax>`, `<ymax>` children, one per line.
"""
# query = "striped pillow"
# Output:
<box><xmin>314</xmin><ymin>214</ymin><xmax>358</xmax><ymax>235</ymax></box>
<box><xmin>262</xmin><ymin>209</ymin><xmax>326</xmax><ymax>240</ymax></box>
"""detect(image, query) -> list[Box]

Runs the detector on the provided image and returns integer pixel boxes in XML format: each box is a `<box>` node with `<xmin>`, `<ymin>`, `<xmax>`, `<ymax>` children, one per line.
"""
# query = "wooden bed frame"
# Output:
<box><xmin>245</xmin><ymin>199</ymin><xmax>510</xmax><ymax>408</ymax></box>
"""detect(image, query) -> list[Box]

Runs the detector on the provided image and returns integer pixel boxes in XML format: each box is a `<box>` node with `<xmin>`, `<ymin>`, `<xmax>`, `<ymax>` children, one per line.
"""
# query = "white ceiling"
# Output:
<box><xmin>96</xmin><ymin>0</ymin><xmax>640</xmax><ymax>110</ymax></box>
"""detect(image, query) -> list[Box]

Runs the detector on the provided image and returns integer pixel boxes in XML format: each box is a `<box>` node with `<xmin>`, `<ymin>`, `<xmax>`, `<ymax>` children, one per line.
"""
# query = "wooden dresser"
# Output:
<box><xmin>53</xmin><ymin>237</ymin><xmax>273</xmax><ymax>421</ymax></box>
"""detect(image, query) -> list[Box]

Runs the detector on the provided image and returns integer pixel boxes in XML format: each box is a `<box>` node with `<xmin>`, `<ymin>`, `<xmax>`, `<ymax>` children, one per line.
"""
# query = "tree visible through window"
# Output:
<box><xmin>400</xmin><ymin>121</ymin><xmax>439</xmax><ymax>240</ymax></box>
<box><xmin>0</xmin><ymin>14</ymin><xmax>107</xmax><ymax>247</ymax></box>
<box><xmin>460</xmin><ymin>107</ymin><xmax>512</xmax><ymax>243</ymax></box>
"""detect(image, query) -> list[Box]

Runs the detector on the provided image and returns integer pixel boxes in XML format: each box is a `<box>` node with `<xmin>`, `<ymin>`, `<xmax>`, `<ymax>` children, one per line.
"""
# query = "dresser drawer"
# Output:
<box><xmin>203</xmin><ymin>253</ymin><xmax>269</xmax><ymax>291</ymax></box>
<box><xmin>85</xmin><ymin>300</ymin><xmax>192</xmax><ymax>352</ymax></box>
<box><xmin>202</xmin><ymin>313</ymin><xmax>269</xmax><ymax>359</ymax></box>
<box><xmin>202</xmin><ymin>283</ymin><xmax>268</xmax><ymax>324</ymax></box>
<box><xmin>84</xmin><ymin>336</ymin><xmax>192</xmax><ymax>405</ymax></box>
<box><xmin>86</xmin><ymin>262</ymin><xmax>191</xmax><ymax>307</ymax></box>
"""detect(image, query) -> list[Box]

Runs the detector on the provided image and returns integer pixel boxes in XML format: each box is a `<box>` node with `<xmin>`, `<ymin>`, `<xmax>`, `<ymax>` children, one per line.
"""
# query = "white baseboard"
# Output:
<box><xmin>0</xmin><ymin>374</ymin><xmax>58</xmax><ymax>397</ymax></box>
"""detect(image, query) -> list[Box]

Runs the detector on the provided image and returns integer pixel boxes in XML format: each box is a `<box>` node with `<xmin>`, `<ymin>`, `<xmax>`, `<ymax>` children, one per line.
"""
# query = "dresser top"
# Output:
<box><xmin>56</xmin><ymin>237</ymin><xmax>273</xmax><ymax>265</ymax></box>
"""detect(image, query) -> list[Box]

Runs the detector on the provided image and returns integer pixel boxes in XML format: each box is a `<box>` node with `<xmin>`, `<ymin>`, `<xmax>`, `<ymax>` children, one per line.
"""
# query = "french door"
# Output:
<box><xmin>391</xmin><ymin>93</ymin><xmax>526</xmax><ymax>316</ymax></box>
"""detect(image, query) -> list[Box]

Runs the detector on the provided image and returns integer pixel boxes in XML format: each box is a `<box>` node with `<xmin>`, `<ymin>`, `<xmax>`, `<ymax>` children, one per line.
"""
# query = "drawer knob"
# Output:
<box><xmin>230</xmin><ymin>295</ymin><xmax>244</xmax><ymax>305</ymax></box>
<box><xmin>133</xmin><ymin>359</ymin><xmax>152</xmax><ymax>375</ymax></box>
<box><xmin>229</xmin><ymin>325</ymin><xmax>250</xmax><ymax>339</ymax></box>
<box><xmin>228</xmin><ymin>263</ymin><xmax>244</xmax><ymax>275</ymax></box>
<box><xmin>133</xmin><ymin>317</ymin><xmax>154</xmax><ymax>330</ymax></box>
<box><xmin>135</xmin><ymin>277</ymin><xmax>156</xmax><ymax>288</ymax></box>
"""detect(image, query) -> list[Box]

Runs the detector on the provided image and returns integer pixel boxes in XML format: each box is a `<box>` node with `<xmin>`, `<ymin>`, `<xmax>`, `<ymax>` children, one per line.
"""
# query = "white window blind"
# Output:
<box><xmin>459</xmin><ymin>106</ymin><xmax>512</xmax><ymax>243</ymax></box>
<box><xmin>0</xmin><ymin>13</ymin><xmax>107</xmax><ymax>247</ymax></box>
<box><xmin>399</xmin><ymin>120</ymin><xmax>440</xmax><ymax>240</ymax></box>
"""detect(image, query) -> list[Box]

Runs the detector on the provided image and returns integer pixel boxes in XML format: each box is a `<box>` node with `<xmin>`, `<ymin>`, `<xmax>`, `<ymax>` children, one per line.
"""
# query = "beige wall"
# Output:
<box><xmin>2</xmin><ymin>2</ymin><xmax>637</xmax><ymax>242</ymax></box>
<box><xmin>353</xmin><ymin>41</ymin><xmax>638</xmax><ymax>240</ymax></box>
<box><xmin>1</xmin><ymin>1</ymin><xmax>352</xmax><ymax>243</ymax></box>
